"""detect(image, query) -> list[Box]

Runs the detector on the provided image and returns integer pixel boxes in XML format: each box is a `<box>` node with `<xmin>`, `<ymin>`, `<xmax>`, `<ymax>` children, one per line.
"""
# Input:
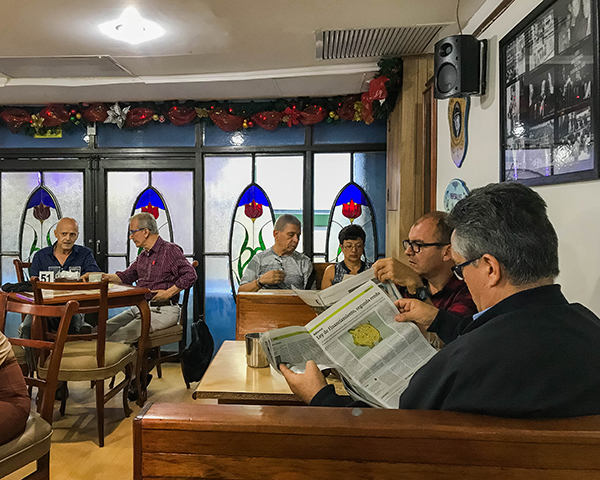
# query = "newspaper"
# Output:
<box><xmin>292</xmin><ymin>268</ymin><xmax>401</xmax><ymax>308</ymax></box>
<box><xmin>260</xmin><ymin>280</ymin><xmax>437</xmax><ymax>408</ymax></box>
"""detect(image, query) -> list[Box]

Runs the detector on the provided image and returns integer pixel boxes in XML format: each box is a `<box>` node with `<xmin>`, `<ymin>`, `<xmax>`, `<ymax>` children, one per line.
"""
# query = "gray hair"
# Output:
<box><xmin>131</xmin><ymin>212</ymin><xmax>159</xmax><ymax>234</ymax></box>
<box><xmin>448</xmin><ymin>183</ymin><xmax>559</xmax><ymax>285</ymax></box>
<box><xmin>274</xmin><ymin>214</ymin><xmax>301</xmax><ymax>232</ymax></box>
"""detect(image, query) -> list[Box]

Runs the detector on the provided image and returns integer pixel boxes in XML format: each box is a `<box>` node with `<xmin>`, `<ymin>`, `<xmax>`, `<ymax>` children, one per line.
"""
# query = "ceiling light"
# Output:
<box><xmin>99</xmin><ymin>7</ymin><xmax>164</xmax><ymax>45</ymax></box>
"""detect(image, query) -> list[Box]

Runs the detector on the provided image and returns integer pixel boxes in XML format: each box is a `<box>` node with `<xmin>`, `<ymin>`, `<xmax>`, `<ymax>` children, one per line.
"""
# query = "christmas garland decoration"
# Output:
<box><xmin>0</xmin><ymin>58</ymin><xmax>402</xmax><ymax>136</ymax></box>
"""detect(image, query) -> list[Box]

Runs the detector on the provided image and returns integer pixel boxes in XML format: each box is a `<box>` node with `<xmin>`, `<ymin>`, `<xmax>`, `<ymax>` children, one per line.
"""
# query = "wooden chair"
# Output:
<box><xmin>13</xmin><ymin>258</ymin><xmax>32</xmax><ymax>283</ymax></box>
<box><xmin>31</xmin><ymin>277</ymin><xmax>136</xmax><ymax>447</ymax></box>
<box><xmin>313</xmin><ymin>262</ymin><xmax>334</xmax><ymax>289</ymax></box>
<box><xmin>143</xmin><ymin>261</ymin><xmax>198</xmax><ymax>384</ymax></box>
<box><xmin>0</xmin><ymin>294</ymin><xmax>79</xmax><ymax>480</ymax></box>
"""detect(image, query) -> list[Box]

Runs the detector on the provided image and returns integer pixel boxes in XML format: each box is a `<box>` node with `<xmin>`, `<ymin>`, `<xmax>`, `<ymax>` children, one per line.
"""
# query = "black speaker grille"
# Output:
<box><xmin>437</xmin><ymin>63</ymin><xmax>457</xmax><ymax>94</ymax></box>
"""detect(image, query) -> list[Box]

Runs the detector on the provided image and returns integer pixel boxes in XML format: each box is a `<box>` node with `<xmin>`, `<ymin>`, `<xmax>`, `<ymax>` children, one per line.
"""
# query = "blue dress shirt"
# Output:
<box><xmin>30</xmin><ymin>243</ymin><xmax>101</xmax><ymax>277</ymax></box>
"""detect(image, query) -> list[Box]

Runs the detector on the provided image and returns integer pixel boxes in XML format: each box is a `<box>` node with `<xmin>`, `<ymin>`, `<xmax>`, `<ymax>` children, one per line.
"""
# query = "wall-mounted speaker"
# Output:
<box><xmin>434</xmin><ymin>35</ymin><xmax>487</xmax><ymax>99</ymax></box>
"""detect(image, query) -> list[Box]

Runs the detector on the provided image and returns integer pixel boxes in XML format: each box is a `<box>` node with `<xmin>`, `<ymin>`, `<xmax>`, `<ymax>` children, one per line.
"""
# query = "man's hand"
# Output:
<box><xmin>151</xmin><ymin>289</ymin><xmax>172</xmax><ymax>303</ymax></box>
<box><xmin>259</xmin><ymin>270</ymin><xmax>285</xmax><ymax>285</ymax></box>
<box><xmin>373</xmin><ymin>258</ymin><xmax>422</xmax><ymax>292</ymax></box>
<box><xmin>280</xmin><ymin>360</ymin><xmax>327</xmax><ymax>404</ymax></box>
<box><xmin>82</xmin><ymin>272</ymin><xmax>119</xmax><ymax>283</ymax></box>
<box><xmin>394</xmin><ymin>298</ymin><xmax>439</xmax><ymax>333</ymax></box>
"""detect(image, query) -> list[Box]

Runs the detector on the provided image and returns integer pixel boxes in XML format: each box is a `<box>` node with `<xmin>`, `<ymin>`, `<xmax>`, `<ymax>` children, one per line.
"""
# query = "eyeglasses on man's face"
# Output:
<box><xmin>128</xmin><ymin>227</ymin><xmax>147</xmax><ymax>237</ymax></box>
<box><xmin>402</xmin><ymin>239</ymin><xmax>449</xmax><ymax>254</ymax></box>
<box><xmin>451</xmin><ymin>257</ymin><xmax>480</xmax><ymax>280</ymax></box>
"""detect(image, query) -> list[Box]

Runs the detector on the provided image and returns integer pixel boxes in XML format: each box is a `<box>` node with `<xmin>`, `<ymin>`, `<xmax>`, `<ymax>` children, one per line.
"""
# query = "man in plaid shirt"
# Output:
<box><xmin>373</xmin><ymin>211</ymin><xmax>476</xmax><ymax>347</ymax></box>
<box><xmin>96</xmin><ymin>212</ymin><xmax>197</xmax><ymax>344</ymax></box>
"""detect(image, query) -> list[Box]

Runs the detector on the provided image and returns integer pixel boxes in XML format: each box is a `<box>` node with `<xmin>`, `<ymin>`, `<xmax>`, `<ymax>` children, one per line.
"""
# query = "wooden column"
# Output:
<box><xmin>386</xmin><ymin>55</ymin><xmax>434</xmax><ymax>259</ymax></box>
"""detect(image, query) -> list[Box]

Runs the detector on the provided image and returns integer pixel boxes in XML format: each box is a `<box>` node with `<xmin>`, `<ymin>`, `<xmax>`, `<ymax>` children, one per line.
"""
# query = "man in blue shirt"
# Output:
<box><xmin>30</xmin><ymin>217</ymin><xmax>100</xmax><ymax>278</ymax></box>
<box><xmin>23</xmin><ymin>217</ymin><xmax>101</xmax><ymax>336</ymax></box>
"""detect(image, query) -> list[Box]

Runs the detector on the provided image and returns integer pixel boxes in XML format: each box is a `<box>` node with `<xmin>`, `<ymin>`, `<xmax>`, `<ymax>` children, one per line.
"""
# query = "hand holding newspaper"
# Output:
<box><xmin>260</xmin><ymin>280</ymin><xmax>437</xmax><ymax>408</ymax></box>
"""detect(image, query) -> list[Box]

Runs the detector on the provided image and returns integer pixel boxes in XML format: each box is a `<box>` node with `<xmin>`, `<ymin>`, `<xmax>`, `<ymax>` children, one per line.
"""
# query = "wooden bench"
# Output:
<box><xmin>133</xmin><ymin>402</ymin><xmax>600</xmax><ymax>480</ymax></box>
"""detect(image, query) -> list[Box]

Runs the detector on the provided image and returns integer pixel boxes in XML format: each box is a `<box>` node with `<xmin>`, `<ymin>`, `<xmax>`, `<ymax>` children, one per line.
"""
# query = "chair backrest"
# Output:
<box><xmin>0</xmin><ymin>294</ymin><xmax>79</xmax><ymax>424</ymax></box>
<box><xmin>313</xmin><ymin>262</ymin><xmax>334</xmax><ymax>290</ymax></box>
<box><xmin>179</xmin><ymin>261</ymin><xmax>198</xmax><ymax>350</ymax></box>
<box><xmin>30</xmin><ymin>277</ymin><xmax>110</xmax><ymax>368</ymax></box>
<box><xmin>13</xmin><ymin>259</ymin><xmax>32</xmax><ymax>283</ymax></box>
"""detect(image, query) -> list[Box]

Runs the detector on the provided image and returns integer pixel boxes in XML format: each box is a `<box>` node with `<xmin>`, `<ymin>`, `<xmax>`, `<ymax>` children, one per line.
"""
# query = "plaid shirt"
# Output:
<box><xmin>116</xmin><ymin>236</ymin><xmax>197</xmax><ymax>301</ymax></box>
<box><xmin>427</xmin><ymin>275</ymin><xmax>478</xmax><ymax>344</ymax></box>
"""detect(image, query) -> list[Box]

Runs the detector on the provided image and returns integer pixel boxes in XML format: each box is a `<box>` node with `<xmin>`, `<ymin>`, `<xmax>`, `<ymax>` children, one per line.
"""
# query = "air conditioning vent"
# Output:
<box><xmin>317</xmin><ymin>25</ymin><xmax>447</xmax><ymax>60</ymax></box>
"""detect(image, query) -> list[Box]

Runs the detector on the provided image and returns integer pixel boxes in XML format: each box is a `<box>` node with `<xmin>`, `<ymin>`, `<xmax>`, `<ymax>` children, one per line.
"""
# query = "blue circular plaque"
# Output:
<box><xmin>443</xmin><ymin>178</ymin><xmax>469</xmax><ymax>212</ymax></box>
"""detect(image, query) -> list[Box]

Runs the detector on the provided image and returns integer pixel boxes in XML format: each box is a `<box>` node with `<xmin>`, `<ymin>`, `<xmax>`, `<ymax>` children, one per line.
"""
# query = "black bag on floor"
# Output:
<box><xmin>1</xmin><ymin>281</ymin><xmax>32</xmax><ymax>292</ymax></box>
<box><xmin>181</xmin><ymin>319</ymin><xmax>214</xmax><ymax>385</ymax></box>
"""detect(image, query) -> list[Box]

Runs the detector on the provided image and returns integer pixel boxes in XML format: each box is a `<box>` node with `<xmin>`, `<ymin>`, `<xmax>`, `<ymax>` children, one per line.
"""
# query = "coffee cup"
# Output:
<box><xmin>245</xmin><ymin>333</ymin><xmax>269</xmax><ymax>368</ymax></box>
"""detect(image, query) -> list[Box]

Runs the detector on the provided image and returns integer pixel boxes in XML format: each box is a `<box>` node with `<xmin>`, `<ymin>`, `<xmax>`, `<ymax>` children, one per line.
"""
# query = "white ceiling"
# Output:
<box><xmin>0</xmin><ymin>0</ymin><xmax>487</xmax><ymax>105</ymax></box>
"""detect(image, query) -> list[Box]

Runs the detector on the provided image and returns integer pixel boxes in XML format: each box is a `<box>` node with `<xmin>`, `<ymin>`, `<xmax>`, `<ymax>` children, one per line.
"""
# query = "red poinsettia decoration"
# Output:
<box><xmin>342</xmin><ymin>199</ymin><xmax>362</xmax><ymax>222</ymax></box>
<box><xmin>141</xmin><ymin>202</ymin><xmax>159</xmax><ymax>219</ymax></box>
<box><xmin>244</xmin><ymin>200</ymin><xmax>263</xmax><ymax>222</ymax></box>
<box><xmin>33</xmin><ymin>202</ymin><xmax>51</xmax><ymax>222</ymax></box>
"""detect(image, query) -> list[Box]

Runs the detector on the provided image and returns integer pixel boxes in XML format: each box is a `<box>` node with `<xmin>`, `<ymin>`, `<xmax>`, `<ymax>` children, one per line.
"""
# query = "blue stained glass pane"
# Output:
<box><xmin>312</xmin><ymin>119</ymin><xmax>387</xmax><ymax>145</ymax></box>
<box><xmin>205</xmin><ymin>256</ymin><xmax>236</xmax><ymax>353</ymax></box>
<box><xmin>97</xmin><ymin>121</ymin><xmax>196</xmax><ymax>147</ymax></box>
<box><xmin>135</xmin><ymin>188</ymin><xmax>166</xmax><ymax>210</ymax></box>
<box><xmin>237</xmin><ymin>184</ymin><xmax>270</xmax><ymax>207</ymax></box>
<box><xmin>204</xmin><ymin>124</ymin><xmax>305</xmax><ymax>147</ymax></box>
<box><xmin>335</xmin><ymin>184</ymin><xmax>367</xmax><ymax>206</ymax></box>
<box><xmin>0</xmin><ymin>126</ymin><xmax>89</xmax><ymax>148</ymax></box>
<box><xmin>26</xmin><ymin>187</ymin><xmax>56</xmax><ymax>209</ymax></box>
<box><xmin>354</xmin><ymin>152</ymin><xmax>386</xmax><ymax>257</ymax></box>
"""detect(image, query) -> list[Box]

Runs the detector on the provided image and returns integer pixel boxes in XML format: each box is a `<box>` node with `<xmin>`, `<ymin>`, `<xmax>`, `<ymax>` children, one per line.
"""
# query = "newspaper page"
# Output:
<box><xmin>260</xmin><ymin>325</ymin><xmax>336</xmax><ymax>373</ymax></box>
<box><xmin>292</xmin><ymin>268</ymin><xmax>376</xmax><ymax>307</ymax></box>
<box><xmin>261</xmin><ymin>280</ymin><xmax>437</xmax><ymax>408</ymax></box>
<box><xmin>305</xmin><ymin>280</ymin><xmax>436</xmax><ymax>408</ymax></box>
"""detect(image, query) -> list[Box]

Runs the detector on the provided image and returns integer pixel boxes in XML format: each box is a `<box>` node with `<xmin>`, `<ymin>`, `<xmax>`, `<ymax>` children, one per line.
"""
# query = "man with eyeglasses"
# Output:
<box><xmin>372</xmin><ymin>211</ymin><xmax>476</xmax><ymax>346</ymax></box>
<box><xmin>86</xmin><ymin>212</ymin><xmax>197</xmax><ymax>345</ymax></box>
<box><xmin>283</xmin><ymin>183</ymin><xmax>600</xmax><ymax>418</ymax></box>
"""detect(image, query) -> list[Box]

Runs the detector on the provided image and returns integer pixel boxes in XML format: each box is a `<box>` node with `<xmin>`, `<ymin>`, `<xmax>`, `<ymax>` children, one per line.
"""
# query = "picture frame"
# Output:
<box><xmin>499</xmin><ymin>0</ymin><xmax>599</xmax><ymax>186</ymax></box>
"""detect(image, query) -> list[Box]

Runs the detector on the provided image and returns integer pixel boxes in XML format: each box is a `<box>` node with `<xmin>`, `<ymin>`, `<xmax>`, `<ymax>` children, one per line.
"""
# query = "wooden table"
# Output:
<box><xmin>236</xmin><ymin>291</ymin><xmax>318</xmax><ymax>340</ymax></box>
<box><xmin>193</xmin><ymin>340</ymin><xmax>345</xmax><ymax>405</ymax></box>
<box><xmin>10</xmin><ymin>284</ymin><xmax>152</xmax><ymax>405</ymax></box>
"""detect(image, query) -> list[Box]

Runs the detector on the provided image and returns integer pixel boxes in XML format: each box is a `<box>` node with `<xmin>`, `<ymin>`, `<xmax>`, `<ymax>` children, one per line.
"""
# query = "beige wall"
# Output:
<box><xmin>436</xmin><ymin>0</ymin><xmax>600</xmax><ymax>314</ymax></box>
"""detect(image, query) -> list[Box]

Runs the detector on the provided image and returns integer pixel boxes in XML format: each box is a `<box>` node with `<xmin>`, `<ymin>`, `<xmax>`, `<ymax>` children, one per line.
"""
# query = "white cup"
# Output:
<box><xmin>88</xmin><ymin>273</ymin><xmax>103</xmax><ymax>282</ymax></box>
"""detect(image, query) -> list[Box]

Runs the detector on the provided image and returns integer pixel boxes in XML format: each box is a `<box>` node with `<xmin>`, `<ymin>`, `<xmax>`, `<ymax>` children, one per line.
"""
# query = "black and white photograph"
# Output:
<box><xmin>506</xmin><ymin>80</ymin><xmax>524</xmax><ymax>137</ymax></box>
<box><xmin>505</xmin><ymin>147</ymin><xmax>552</xmax><ymax>180</ymax></box>
<box><xmin>505</xmin><ymin>32</ymin><xmax>527</xmax><ymax>83</ymax></box>
<box><xmin>528</xmin><ymin>11</ymin><xmax>555</xmax><ymax>71</ymax></box>
<box><xmin>557</xmin><ymin>43</ymin><xmax>593</xmax><ymax>110</ymax></box>
<box><xmin>500</xmin><ymin>0</ymin><xmax>598</xmax><ymax>185</ymax></box>
<box><xmin>526</xmin><ymin>119</ymin><xmax>555</xmax><ymax>149</ymax></box>
<box><xmin>528</xmin><ymin>69</ymin><xmax>556</xmax><ymax>121</ymax></box>
<box><xmin>554</xmin><ymin>107</ymin><xmax>594</xmax><ymax>173</ymax></box>
<box><xmin>558</xmin><ymin>0</ymin><xmax>592</xmax><ymax>52</ymax></box>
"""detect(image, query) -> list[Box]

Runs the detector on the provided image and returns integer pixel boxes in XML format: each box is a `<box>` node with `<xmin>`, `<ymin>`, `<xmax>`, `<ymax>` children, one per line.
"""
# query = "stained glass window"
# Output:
<box><xmin>229</xmin><ymin>184</ymin><xmax>275</xmax><ymax>292</ymax></box>
<box><xmin>326</xmin><ymin>183</ymin><xmax>377</xmax><ymax>263</ymax></box>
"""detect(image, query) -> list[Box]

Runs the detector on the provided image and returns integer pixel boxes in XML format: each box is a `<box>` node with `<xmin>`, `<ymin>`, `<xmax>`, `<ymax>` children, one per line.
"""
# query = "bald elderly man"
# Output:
<box><xmin>24</xmin><ymin>217</ymin><xmax>101</xmax><ymax>336</ymax></box>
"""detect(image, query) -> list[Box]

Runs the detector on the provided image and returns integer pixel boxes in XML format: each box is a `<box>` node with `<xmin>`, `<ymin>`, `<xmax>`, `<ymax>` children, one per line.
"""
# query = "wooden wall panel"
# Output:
<box><xmin>386</xmin><ymin>55</ymin><xmax>434</xmax><ymax>259</ymax></box>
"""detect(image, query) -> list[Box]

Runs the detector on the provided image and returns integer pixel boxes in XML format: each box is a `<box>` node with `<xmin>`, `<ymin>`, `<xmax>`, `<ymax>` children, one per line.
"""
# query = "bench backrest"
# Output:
<box><xmin>134</xmin><ymin>403</ymin><xmax>600</xmax><ymax>480</ymax></box>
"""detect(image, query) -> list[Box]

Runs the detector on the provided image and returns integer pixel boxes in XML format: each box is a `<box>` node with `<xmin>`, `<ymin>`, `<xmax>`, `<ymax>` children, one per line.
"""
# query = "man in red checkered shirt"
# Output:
<box><xmin>94</xmin><ymin>212</ymin><xmax>197</xmax><ymax>344</ymax></box>
<box><xmin>373</xmin><ymin>211</ymin><xmax>476</xmax><ymax>347</ymax></box>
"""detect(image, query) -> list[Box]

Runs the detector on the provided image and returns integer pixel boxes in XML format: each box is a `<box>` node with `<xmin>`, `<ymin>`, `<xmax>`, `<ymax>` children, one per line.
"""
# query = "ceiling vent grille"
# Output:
<box><xmin>317</xmin><ymin>25</ymin><xmax>446</xmax><ymax>60</ymax></box>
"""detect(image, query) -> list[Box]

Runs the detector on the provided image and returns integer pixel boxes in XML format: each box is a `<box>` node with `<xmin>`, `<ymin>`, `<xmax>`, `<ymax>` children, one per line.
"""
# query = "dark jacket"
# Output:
<box><xmin>312</xmin><ymin>284</ymin><xmax>600</xmax><ymax>418</ymax></box>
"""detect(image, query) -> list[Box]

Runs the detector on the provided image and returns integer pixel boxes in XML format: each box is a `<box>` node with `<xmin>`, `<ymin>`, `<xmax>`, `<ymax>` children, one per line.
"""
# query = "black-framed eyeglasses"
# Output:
<box><xmin>451</xmin><ymin>257</ymin><xmax>480</xmax><ymax>280</ymax></box>
<box><xmin>402</xmin><ymin>239</ymin><xmax>449</xmax><ymax>253</ymax></box>
<box><xmin>128</xmin><ymin>228</ymin><xmax>146</xmax><ymax>236</ymax></box>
